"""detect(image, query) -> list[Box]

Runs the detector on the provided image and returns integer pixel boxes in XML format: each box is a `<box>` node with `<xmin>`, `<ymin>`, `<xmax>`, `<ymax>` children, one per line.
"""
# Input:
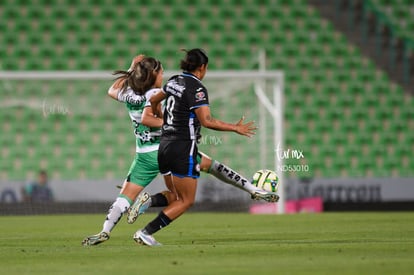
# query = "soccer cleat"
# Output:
<box><xmin>127</xmin><ymin>192</ymin><xmax>151</xmax><ymax>224</ymax></box>
<box><xmin>82</xmin><ymin>232</ymin><xmax>110</xmax><ymax>246</ymax></box>
<box><xmin>133</xmin><ymin>230</ymin><xmax>162</xmax><ymax>246</ymax></box>
<box><xmin>251</xmin><ymin>191</ymin><xmax>280</xmax><ymax>203</ymax></box>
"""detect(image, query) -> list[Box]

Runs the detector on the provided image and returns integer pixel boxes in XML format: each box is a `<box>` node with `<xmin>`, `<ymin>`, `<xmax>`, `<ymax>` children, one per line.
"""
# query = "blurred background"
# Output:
<box><xmin>0</xmin><ymin>0</ymin><xmax>413</xmax><ymax>214</ymax></box>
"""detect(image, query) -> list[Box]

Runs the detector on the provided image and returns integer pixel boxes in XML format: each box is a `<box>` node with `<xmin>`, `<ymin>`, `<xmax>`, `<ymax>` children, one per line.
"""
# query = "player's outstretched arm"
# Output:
<box><xmin>194</xmin><ymin>106</ymin><xmax>256</xmax><ymax>137</ymax></box>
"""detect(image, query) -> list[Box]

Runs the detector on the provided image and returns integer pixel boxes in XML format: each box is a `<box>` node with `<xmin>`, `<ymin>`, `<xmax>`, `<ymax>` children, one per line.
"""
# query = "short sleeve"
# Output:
<box><xmin>188</xmin><ymin>85</ymin><xmax>209</xmax><ymax>110</ymax></box>
<box><xmin>117</xmin><ymin>87</ymin><xmax>146</xmax><ymax>105</ymax></box>
<box><xmin>144</xmin><ymin>89</ymin><xmax>163</xmax><ymax>107</ymax></box>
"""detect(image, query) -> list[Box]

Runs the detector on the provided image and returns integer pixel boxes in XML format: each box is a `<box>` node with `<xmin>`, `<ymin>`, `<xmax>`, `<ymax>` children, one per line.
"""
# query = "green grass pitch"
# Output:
<box><xmin>0</xmin><ymin>212</ymin><xmax>413</xmax><ymax>274</ymax></box>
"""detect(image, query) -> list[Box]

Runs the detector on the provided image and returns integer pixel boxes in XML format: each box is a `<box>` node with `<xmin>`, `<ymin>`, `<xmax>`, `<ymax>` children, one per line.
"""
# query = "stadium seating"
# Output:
<box><xmin>367</xmin><ymin>0</ymin><xmax>414</xmax><ymax>40</ymax></box>
<box><xmin>0</xmin><ymin>0</ymin><xmax>412</xmax><ymax>180</ymax></box>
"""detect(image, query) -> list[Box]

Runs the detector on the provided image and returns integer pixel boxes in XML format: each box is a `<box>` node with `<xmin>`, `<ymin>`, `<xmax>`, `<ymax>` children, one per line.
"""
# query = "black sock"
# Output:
<box><xmin>151</xmin><ymin>193</ymin><xmax>169</xmax><ymax>207</ymax></box>
<box><xmin>144</xmin><ymin>211</ymin><xmax>172</xmax><ymax>235</ymax></box>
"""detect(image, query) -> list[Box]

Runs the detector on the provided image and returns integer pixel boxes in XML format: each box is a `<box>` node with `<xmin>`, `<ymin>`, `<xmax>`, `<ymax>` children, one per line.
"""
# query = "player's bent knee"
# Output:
<box><xmin>184</xmin><ymin>198</ymin><xmax>196</xmax><ymax>209</ymax></box>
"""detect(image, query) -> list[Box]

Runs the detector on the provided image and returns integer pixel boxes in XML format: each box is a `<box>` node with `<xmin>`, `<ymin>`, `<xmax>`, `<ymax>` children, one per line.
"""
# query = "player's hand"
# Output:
<box><xmin>235</xmin><ymin>116</ymin><xmax>257</xmax><ymax>137</ymax></box>
<box><xmin>128</xmin><ymin>54</ymin><xmax>145</xmax><ymax>72</ymax></box>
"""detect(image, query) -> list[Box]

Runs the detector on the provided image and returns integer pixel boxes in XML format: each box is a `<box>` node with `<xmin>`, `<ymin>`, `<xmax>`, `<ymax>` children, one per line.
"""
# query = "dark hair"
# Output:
<box><xmin>180</xmin><ymin>48</ymin><xmax>209</xmax><ymax>72</ymax></box>
<box><xmin>113</xmin><ymin>57</ymin><xmax>162</xmax><ymax>95</ymax></box>
<box><xmin>39</xmin><ymin>170</ymin><xmax>47</xmax><ymax>176</ymax></box>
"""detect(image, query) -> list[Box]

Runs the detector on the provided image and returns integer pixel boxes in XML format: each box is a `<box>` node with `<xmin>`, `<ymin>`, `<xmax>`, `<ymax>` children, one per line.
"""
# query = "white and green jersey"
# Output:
<box><xmin>117</xmin><ymin>87</ymin><xmax>161</xmax><ymax>153</ymax></box>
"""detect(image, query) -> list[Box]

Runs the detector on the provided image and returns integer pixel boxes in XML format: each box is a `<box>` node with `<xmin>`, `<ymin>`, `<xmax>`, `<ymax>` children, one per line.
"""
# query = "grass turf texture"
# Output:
<box><xmin>0</xmin><ymin>212</ymin><xmax>413</xmax><ymax>275</ymax></box>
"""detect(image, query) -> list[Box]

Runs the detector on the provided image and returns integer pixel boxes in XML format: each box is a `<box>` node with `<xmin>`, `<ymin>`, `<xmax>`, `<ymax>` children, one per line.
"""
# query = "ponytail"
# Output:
<box><xmin>113</xmin><ymin>57</ymin><xmax>162</xmax><ymax>95</ymax></box>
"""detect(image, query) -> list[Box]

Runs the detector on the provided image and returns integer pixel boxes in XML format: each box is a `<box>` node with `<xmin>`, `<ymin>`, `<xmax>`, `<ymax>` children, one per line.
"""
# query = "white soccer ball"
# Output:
<box><xmin>251</xmin><ymin>169</ymin><xmax>279</xmax><ymax>193</ymax></box>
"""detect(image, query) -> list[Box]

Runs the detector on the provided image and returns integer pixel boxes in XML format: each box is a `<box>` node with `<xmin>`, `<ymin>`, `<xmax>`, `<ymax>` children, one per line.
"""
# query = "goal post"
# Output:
<box><xmin>185</xmin><ymin>70</ymin><xmax>285</xmax><ymax>213</ymax></box>
<box><xmin>0</xmin><ymin>70</ymin><xmax>285</xmax><ymax>213</ymax></box>
<box><xmin>254</xmin><ymin>74</ymin><xmax>285</xmax><ymax>214</ymax></box>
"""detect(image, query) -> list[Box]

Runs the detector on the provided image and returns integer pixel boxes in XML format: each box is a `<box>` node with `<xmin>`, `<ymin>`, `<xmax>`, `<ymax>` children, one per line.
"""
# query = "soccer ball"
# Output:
<box><xmin>252</xmin><ymin>169</ymin><xmax>279</xmax><ymax>193</ymax></box>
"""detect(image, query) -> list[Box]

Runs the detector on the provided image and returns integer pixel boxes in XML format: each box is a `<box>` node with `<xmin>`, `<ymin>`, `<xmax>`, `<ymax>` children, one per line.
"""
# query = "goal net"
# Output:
<box><xmin>0</xmin><ymin>70</ymin><xmax>284</xmax><ymax>214</ymax></box>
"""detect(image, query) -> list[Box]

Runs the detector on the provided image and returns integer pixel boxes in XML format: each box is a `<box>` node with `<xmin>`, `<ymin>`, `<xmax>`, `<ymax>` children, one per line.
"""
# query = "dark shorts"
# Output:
<box><xmin>158</xmin><ymin>139</ymin><xmax>200</xmax><ymax>178</ymax></box>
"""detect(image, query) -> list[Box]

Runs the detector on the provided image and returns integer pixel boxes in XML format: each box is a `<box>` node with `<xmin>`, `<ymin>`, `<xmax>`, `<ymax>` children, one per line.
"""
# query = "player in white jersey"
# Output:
<box><xmin>82</xmin><ymin>54</ymin><xmax>278</xmax><ymax>246</ymax></box>
<box><xmin>82</xmin><ymin>55</ymin><xmax>164</xmax><ymax>246</ymax></box>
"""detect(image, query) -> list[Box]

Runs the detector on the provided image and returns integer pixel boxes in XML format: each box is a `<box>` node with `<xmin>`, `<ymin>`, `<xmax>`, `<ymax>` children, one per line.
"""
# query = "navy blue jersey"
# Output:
<box><xmin>161</xmin><ymin>73</ymin><xmax>209</xmax><ymax>141</ymax></box>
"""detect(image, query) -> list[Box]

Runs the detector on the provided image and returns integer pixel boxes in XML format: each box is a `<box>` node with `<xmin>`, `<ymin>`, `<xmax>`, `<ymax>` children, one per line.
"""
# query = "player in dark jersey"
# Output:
<box><xmin>133</xmin><ymin>49</ymin><xmax>265</xmax><ymax>246</ymax></box>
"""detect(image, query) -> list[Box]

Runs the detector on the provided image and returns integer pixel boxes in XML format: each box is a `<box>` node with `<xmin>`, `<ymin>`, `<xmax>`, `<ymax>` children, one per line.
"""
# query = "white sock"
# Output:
<box><xmin>102</xmin><ymin>197</ymin><xmax>131</xmax><ymax>234</ymax></box>
<box><xmin>209</xmin><ymin>160</ymin><xmax>259</xmax><ymax>194</ymax></box>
